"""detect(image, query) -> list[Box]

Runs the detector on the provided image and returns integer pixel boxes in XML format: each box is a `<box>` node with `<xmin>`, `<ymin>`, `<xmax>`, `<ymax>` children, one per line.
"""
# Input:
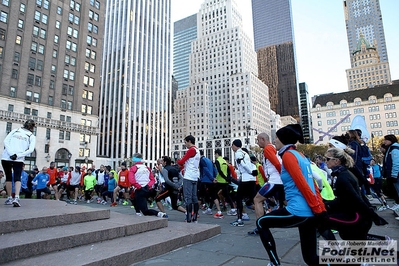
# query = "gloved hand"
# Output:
<box><xmin>314</xmin><ymin>211</ymin><xmax>330</xmax><ymax>227</ymax></box>
<box><xmin>251</xmin><ymin>170</ymin><xmax>258</xmax><ymax>176</ymax></box>
<box><xmin>236</xmin><ymin>158</ymin><xmax>243</xmax><ymax>164</ymax></box>
<box><xmin>10</xmin><ymin>154</ymin><xmax>17</xmax><ymax>160</ymax></box>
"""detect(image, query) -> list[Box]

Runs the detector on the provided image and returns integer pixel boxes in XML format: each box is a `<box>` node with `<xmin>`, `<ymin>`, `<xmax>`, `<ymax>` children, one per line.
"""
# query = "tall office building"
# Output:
<box><xmin>299</xmin><ymin>82</ymin><xmax>313</xmax><ymax>144</ymax></box>
<box><xmin>344</xmin><ymin>0</ymin><xmax>389</xmax><ymax>65</ymax></box>
<box><xmin>0</xmin><ymin>0</ymin><xmax>104</xmax><ymax>169</ymax></box>
<box><xmin>251</xmin><ymin>0</ymin><xmax>300</xmax><ymax>120</ymax></box>
<box><xmin>99</xmin><ymin>0</ymin><xmax>171</xmax><ymax>167</ymax></box>
<box><xmin>173</xmin><ymin>14</ymin><xmax>197</xmax><ymax>91</ymax></box>
<box><xmin>172</xmin><ymin>0</ymin><xmax>271</xmax><ymax>160</ymax></box>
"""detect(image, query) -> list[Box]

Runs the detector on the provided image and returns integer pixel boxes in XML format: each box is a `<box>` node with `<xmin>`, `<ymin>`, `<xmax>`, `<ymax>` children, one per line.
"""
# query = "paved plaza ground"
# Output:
<box><xmin>83</xmin><ymin>198</ymin><xmax>399</xmax><ymax>266</ymax></box>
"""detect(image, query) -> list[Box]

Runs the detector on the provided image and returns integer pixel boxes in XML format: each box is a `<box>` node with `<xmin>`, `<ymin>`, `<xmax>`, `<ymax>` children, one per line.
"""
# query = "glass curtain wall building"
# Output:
<box><xmin>251</xmin><ymin>0</ymin><xmax>300</xmax><ymax>120</ymax></box>
<box><xmin>99</xmin><ymin>0</ymin><xmax>171</xmax><ymax>166</ymax></box>
<box><xmin>173</xmin><ymin>14</ymin><xmax>197</xmax><ymax>91</ymax></box>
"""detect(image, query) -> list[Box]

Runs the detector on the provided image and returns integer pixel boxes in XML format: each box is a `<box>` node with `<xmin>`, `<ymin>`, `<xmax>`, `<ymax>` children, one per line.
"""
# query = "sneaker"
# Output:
<box><xmin>73</xmin><ymin>200</ymin><xmax>77</xmax><ymax>205</ymax></box>
<box><xmin>12</xmin><ymin>198</ymin><xmax>21</xmax><ymax>207</ymax></box>
<box><xmin>200</xmin><ymin>204</ymin><xmax>207</xmax><ymax>210</ymax></box>
<box><xmin>97</xmin><ymin>198</ymin><xmax>101</xmax><ymax>204</ymax></box>
<box><xmin>227</xmin><ymin>209</ymin><xmax>237</xmax><ymax>216</ymax></box>
<box><xmin>230</xmin><ymin>220</ymin><xmax>244</xmax><ymax>227</ymax></box>
<box><xmin>4</xmin><ymin>197</ymin><xmax>13</xmax><ymax>205</ymax></box>
<box><xmin>331</xmin><ymin>230</ymin><xmax>338</xmax><ymax>234</ymax></box>
<box><xmin>213</xmin><ymin>212</ymin><xmax>224</xmax><ymax>219</ymax></box>
<box><xmin>202</xmin><ymin>208</ymin><xmax>213</xmax><ymax>215</ymax></box>
<box><xmin>87</xmin><ymin>200</ymin><xmax>91</xmax><ymax>204</ymax></box>
<box><xmin>149</xmin><ymin>202</ymin><xmax>154</xmax><ymax>208</ymax></box>
<box><xmin>390</xmin><ymin>203</ymin><xmax>399</xmax><ymax>211</ymax></box>
<box><xmin>248</xmin><ymin>228</ymin><xmax>259</xmax><ymax>236</ymax></box>
<box><xmin>157</xmin><ymin>212</ymin><xmax>168</xmax><ymax>218</ymax></box>
<box><xmin>130</xmin><ymin>205</ymin><xmax>135</xmax><ymax>209</ymax></box>
<box><xmin>377</xmin><ymin>205</ymin><xmax>387</xmax><ymax>212</ymax></box>
<box><xmin>110</xmin><ymin>202</ymin><xmax>117</xmax><ymax>207</ymax></box>
<box><xmin>242</xmin><ymin>213</ymin><xmax>250</xmax><ymax>221</ymax></box>
<box><xmin>123</xmin><ymin>200</ymin><xmax>129</xmax><ymax>206</ymax></box>
<box><xmin>90</xmin><ymin>198</ymin><xmax>94</xmax><ymax>203</ymax></box>
<box><xmin>136</xmin><ymin>212</ymin><xmax>143</xmax><ymax>216</ymax></box>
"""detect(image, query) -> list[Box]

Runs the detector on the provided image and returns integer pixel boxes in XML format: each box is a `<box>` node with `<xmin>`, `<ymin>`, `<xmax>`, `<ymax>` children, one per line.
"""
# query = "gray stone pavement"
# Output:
<box><xmin>83</xmin><ymin>198</ymin><xmax>399</xmax><ymax>266</ymax></box>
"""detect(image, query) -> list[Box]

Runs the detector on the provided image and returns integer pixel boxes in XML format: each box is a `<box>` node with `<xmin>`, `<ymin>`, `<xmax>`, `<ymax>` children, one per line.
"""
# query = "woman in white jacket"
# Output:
<box><xmin>2</xmin><ymin>119</ymin><xmax>36</xmax><ymax>207</ymax></box>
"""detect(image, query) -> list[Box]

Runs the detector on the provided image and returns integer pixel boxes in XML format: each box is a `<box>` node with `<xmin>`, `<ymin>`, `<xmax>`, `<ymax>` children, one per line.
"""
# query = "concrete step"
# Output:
<box><xmin>4</xmin><ymin>221</ymin><xmax>221</xmax><ymax>266</ymax></box>
<box><xmin>0</xmin><ymin>212</ymin><xmax>168</xmax><ymax>264</ymax></box>
<box><xmin>0</xmin><ymin>199</ymin><xmax>111</xmax><ymax>234</ymax></box>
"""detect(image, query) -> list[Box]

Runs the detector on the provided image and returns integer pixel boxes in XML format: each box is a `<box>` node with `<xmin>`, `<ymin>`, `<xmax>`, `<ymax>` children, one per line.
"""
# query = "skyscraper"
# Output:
<box><xmin>99</xmin><ymin>0</ymin><xmax>171</xmax><ymax>166</ymax></box>
<box><xmin>172</xmin><ymin>0</ymin><xmax>271</xmax><ymax>160</ymax></box>
<box><xmin>0</xmin><ymin>0</ymin><xmax>104</xmax><ymax>169</ymax></box>
<box><xmin>251</xmin><ymin>0</ymin><xmax>300</xmax><ymax>120</ymax></box>
<box><xmin>173</xmin><ymin>14</ymin><xmax>197</xmax><ymax>91</ymax></box>
<box><xmin>344</xmin><ymin>0</ymin><xmax>389</xmax><ymax>65</ymax></box>
<box><xmin>252</xmin><ymin>0</ymin><xmax>293</xmax><ymax>50</ymax></box>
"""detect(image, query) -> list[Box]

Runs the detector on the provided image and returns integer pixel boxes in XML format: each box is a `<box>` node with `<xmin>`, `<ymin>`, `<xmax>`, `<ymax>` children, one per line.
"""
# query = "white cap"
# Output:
<box><xmin>329</xmin><ymin>139</ymin><xmax>347</xmax><ymax>150</ymax></box>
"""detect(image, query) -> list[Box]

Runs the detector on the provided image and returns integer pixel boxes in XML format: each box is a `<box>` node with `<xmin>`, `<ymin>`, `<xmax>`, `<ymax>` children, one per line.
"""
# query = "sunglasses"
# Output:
<box><xmin>326</xmin><ymin>157</ymin><xmax>336</xmax><ymax>161</ymax></box>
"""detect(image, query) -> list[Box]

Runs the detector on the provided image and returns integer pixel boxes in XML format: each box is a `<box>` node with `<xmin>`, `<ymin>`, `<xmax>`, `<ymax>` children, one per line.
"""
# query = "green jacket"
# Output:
<box><xmin>84</xmin><ymin>174</ymin><xmax>96</xmax><ymax>190</ymax></box>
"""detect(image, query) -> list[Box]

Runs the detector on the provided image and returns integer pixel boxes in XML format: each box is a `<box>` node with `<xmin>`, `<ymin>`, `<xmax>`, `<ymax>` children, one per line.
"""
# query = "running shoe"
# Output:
<box><xmin>242</xmin><ymin>213</ymin><xmax>250</xmax><ymax>221</ymax></box>
<box><xmin>202</xmin><ymin>208</ymin><xmax>213</xmax><ymax>215</ymax></box>
<box><xmin>110</xmin><ymin>202</ymin><xmax>117</xmax><ymax>207</ymax></box>
<box><xmin>157</xmin><ymin>212</ymin><xmax>168</xmax><ymax>218</ymax></box>
<box><xmin>227</xmin><ymin>209</ymin><xmax>237</xmax><ymax>216</ymax></box>
<box><xmin>213</xmin><ymin>212</ymin><xmax>224</xmax><ymax>219</ymax></box>
<box><xmin>73</xmin><ymin>200</ymin><xmax>77</xmax><ymax>205</ymax></box>
<box><xmin>248</xmin><ymin>228</ymin><xmax>259</xmax><ymax>236</ymax></box>
<box><xmin>87</xmin><ymin>200</ymin><xmax>91</xmax><ymax>204</ymax></box>
<box><xmin>390</xmin><ymin>203</ymin><xmax>399</xmax><ymax>211</ymax></box>
<box><xmin>377</xmin><ymin>205</ymin><xmax>387</xmax><ymax>212</ymax></box>
<box><xmin>4</xmin><ymin>197</ymin><xmax>13</xmax><ymax>205</ymax></box>
<box><xmin>122</xmin><ymin>200</ymin><xmax>129</xmax><ymax>206</ymax></box>
<box><xmin>12</xmin><ymin>197</ymin><xmax>21</xmax><ymax>207</ymax></box>
<box><xmin>230</xmin><ymin>220</ymin><xmax>244</xmax><ymax>227</ymax></box>
<box><xmin>136</xmin><ymin>212</ymin><xmax>143</xmax><ymax>216</ymax></box>
<box><xmin>97</xmin><ymin>198</ymin><xmax>101</xmax><ymax>204</ymax></box>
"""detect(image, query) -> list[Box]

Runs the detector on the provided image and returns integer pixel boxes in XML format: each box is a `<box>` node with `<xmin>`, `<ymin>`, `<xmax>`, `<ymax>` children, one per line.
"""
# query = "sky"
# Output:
<box><xmin>171</xmin><ymin>0</ymin><xmax>399</xmax><ymax>98</ymax></box>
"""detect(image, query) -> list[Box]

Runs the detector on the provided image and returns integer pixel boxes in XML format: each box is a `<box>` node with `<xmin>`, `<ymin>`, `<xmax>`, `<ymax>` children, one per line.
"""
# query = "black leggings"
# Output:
<box><xmin>155</xmin><ymin>188</ymin><xmax>180</xmax><ymax>210</ymax></box>
<box><xmin>134</xmin><ymin>187</ymin><xmax>158</xmax><ymax>216</ymax></box>
<box><xmin>236</xmin><ymin>181</ymin><xmax>256</xmax><ymax>219</ymax></box>
<box><xmin>257</xmin><ymin>208</ymin><xmax>319</xmax><ymax>266</ymax></box>
<box><xmin>1</xmin><ymin>160</ymin><xmax>24</xmax><ymax>182</ymax></box>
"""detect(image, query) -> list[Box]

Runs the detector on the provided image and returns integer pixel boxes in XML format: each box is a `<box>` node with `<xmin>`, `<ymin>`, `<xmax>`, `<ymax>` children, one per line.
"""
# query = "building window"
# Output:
<box><xmin>10</xmin><ymin>87</ymin><xmax>16</xmax><ymax>97</ymax></box>
<box><xmin>6</xmin><ymin>122</ymin><xmax>12</xmax><ymax>134</ymax></box>
<box><xmin>49</xmin><ymin>80</ymin><xmax>55</xmax><ymax>89</ymax></box>
<box><xmin>11</xmin><ymin>69</ymin><xmax>18</xmax><ymax>79</ymax></box>
<box><xmin>57</xmin><ymin>6</ymin><xmax>62</xmax><ymax>15</ymax></box>
<box><xmin>20</xmin><ymin>3</ymin><xmax>26</xmax><ymax>13</ymax></box>
<box><xmin>0</xmin><ymin>11</ymin><xmax>8</xmax><ymax>23</ymax></box>
<box><xmin>35</xmin><ymin>76</ymin><xmax>42</xmax><ymax>86</ymax></box>
<box><xmin>27</xmin><ymin>74</ymin><xmax>34</xmax><ymax>85</ymax></box>
<box><xmin>18</xmin><ymin>19</ymin><xmax>24</xmax><ymax>29</ymax></box>
<box><xmin>24</xmin><ymin>108</ymin><xmax>30</xmax><ymax>115</ymax></box>
<box><xmin>55</xmin><ymin>20</ymin><xmax>61</xmax><ymax>29</ymax></box>
<box><xmin>7</xmin><ymin>104</ymin><xmax>13</xmax><ymax>112</ymax></box>
<box><xmin>0</xmin><ymin>28</ymin><xmax>5</xmax><ymax>40</ymax></box>
<box><xmin>13</xmin><ymin>52</ymin><xmax>20</xmax><ymax>62</ymax></box>
<box><xmin>65</xmin><ymin>131</ymin><xmax>71</xmax><ymax>140</ymax></box>
<box><xmin>15</xmin><ymin>36</ymin><xmax>22</xmax><ymax>45</ymax></box>
<box><xmin>33</xmin><ymin>92</ymin><xmax>40</xmax><ymax>102</ymax></box>
<box><xmin>59</xmin><ymin>130</ymin><xmax>65</xmax><ymax>140</ymax></box>
<box><xmin>48</xmin><ymin>96</ymin><xmax>53</xmax><ymax>106</ymax></box>
<box><xmin>45</xmin><ymin>128</ymin><xmax>51</xmax><ymax>140</ymax></box>
<box><xmin>32</xmin><ymin>109</ymin><xmax>38</xmax><ymax>116</ymax></box>
<box><xmin>61</xmin><ymin>99</ymin><xmax>67</xmax><ymax>109</ymax></box>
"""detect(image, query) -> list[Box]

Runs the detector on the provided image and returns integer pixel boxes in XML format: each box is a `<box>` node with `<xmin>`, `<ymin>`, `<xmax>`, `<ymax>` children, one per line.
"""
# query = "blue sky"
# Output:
<box><xmin>171</xmin><ymin>0</ymin><xmax>398</xmax><ymax>98</ymax></box>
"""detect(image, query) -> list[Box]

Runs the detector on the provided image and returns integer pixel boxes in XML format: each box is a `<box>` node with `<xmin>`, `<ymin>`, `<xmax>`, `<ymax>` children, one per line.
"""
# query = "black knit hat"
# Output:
<box><xmin>232</xmin><ymin>139</ymin><xmax>242</xmax><ymax>148</ymax></box>
<box><xmin>276</xmin><ymin>124</ymin><xmax>304</xmax><ymax>145</ymax></box>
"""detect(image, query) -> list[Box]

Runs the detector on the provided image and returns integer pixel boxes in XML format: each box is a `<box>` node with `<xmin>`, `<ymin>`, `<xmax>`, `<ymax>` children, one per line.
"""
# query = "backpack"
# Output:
<box><xmin>358</xmin><ymin>143</ymin><xmax>373</xmax><ymax>165</ymax></box>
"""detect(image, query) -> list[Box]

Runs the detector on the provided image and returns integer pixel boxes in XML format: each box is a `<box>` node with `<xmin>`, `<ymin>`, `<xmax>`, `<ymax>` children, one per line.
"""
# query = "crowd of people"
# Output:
<box><xmin>2</xmin><ymin>119</ymin><xmax>399</xmax><ymax>265</ymax></box>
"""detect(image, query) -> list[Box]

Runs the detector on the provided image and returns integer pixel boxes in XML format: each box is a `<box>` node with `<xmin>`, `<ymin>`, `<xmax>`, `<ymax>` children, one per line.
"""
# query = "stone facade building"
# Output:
<box><xmin>0</xmin><ymin>0</ymin><xmax>104</xmax><ymax>169</ymax></box>
<box><xmin>312</xmin><ymin>82</ymin><xmax>399</xmax><ymax>145</ymax></box>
